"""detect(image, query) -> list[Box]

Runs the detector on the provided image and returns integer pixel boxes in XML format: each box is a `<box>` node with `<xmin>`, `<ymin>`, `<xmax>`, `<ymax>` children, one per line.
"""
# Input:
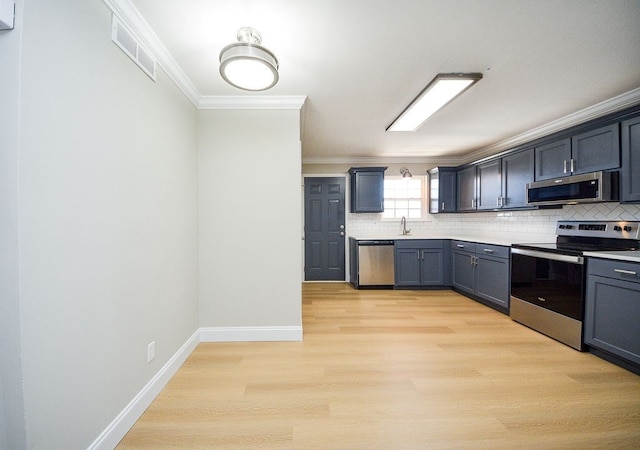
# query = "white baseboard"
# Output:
<box><xmin>87</xmin><ymin>329</ymin><xmax>200</xmax><ymax>450</ymax></box>
<box><xmin>200</xmin><ymin>325</ymin><xmax>303</xmax><ymax>342</ymax></box>
<box><xmin>87</xmin><ymin>325</ymin><xmax>302</xmax><ymax>449</ymax></box>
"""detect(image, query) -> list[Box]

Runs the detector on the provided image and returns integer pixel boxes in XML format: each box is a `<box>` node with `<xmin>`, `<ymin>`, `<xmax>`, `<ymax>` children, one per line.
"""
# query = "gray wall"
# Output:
<box><xmin>0</xmin><ymin>0</ymin><xmax>26</xmax><ymax>448</ymax></box>
<box><xmin>198</xmin><ymin>109</ymin><xmax>302</xmax><ymax>329</ymax></box>
<box><xmin>6</xmin><ymin>1</ymin><xmax>199</xmax><ymax>448</ymax></box>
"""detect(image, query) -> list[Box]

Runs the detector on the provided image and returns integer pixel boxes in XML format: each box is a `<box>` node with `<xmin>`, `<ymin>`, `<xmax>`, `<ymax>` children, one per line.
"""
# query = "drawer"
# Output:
<box><xmin>451</xmin><ymin>240</ymin><xmax>476</xmax><ymax>253</ymax></box>
<box><xmin>395</xmin><ymin>239</ymin><xmax>444</xmax><ymax>249</ymax></box>
<box><xmin>476</xmin><ymin>244</ymin><xmax>510</xmax><ymax>259</ymax></box>
<box><xmin>588</xmin><ymin>258</ymin><xmax>640</xmax><ymax>282</ymax></box>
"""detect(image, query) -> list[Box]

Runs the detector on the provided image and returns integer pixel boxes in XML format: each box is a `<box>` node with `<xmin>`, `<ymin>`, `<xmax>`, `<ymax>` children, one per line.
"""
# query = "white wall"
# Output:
<box><xmin>14</xmin><ymin>1</ymin><xmax>199</xmax><ymax>448</ymax></box>
<box><xmin>0</xmin><ymin>0</ymin><xmax>26</xmax><ymax>448</ymax></box>
<box><xmin>198</xmin><ymin>109</ymin><xmax>302</xmax><ymax>333</ymax></box>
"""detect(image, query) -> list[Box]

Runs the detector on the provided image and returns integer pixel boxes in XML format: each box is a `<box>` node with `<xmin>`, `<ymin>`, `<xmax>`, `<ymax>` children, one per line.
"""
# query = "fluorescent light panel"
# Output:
<box><xmin>387</xmin><ymin>73</ymin><xmax>482</xmax><ymax>132</ymax></box>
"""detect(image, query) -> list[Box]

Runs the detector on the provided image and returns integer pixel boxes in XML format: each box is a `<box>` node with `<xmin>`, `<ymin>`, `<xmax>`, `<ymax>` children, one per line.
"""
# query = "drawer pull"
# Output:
<box><xmin>483</xmin><ymin>249</ymin><xmax>494</xmax><ymax>253</ymax></box>
<box><xmin>457</xmin><ymin>244</ymin><xmax>465</xmax><ymax>248</ymax></box>
<box><xmin>614</xmin><ymin>269</ymin><xmax>637</xmax><ymax>276</ymax></box>
<box><xmin>537</xmin><ymin>297</ymin><xmax>546</xmax><ymax>302</ymax></box>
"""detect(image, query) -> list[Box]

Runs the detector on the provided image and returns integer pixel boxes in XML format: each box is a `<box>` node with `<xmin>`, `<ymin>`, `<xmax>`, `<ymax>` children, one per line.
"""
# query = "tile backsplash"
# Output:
<box><xmin>348</xmin><ymin>202</ymin><xmax>640</xmax><ymax>238</ymax></box>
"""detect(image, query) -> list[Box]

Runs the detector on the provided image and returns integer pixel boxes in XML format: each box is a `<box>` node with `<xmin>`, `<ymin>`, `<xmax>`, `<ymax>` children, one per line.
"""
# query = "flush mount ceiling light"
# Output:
<box><xmin>387</xmin><ymin>73</ymin><xmax>483</xmax><ymax>132</ymax></box>
<box><xmin>400</xmin><ymin>167</ymin><xmax>412</xmax><ymax>178</ymax></box>
<box><xmin>219</xmin><ymin>27</ymin><xmax>279</xmax><ymax>91</ymax></box>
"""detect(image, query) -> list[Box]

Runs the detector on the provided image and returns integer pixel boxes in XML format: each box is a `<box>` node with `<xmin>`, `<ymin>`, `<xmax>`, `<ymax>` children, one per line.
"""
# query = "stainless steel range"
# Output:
<box><xmin>510</xmin><ymin>220</ymin><xmax>640</xmax><ymax>350</ymax></box>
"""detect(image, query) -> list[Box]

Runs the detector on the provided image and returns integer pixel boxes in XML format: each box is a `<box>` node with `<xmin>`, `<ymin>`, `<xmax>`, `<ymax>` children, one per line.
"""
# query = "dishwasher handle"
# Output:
<box><xmin>358</xmin><ymin>240</ymin><xmax>395</xmax><ymax>246</ymax></box>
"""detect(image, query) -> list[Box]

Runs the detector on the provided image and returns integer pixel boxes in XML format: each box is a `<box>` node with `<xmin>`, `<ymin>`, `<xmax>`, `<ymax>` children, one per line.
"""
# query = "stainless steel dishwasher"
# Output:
<box><xmin>357</xmin><ymin>240</ymin><xmax>395</xmax><ymax>287</ymax></box>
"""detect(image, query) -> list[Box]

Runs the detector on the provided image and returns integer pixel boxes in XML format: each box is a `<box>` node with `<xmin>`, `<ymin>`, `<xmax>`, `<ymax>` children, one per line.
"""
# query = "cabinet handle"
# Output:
<box><xmin>457</xmin><ymin>244</ymin><xmax>465</xmax><ymax>248</ymax></box>
<box><xmin>537</xmin><ymin>297</ymin><xmax>547</xmax><ymax>302</ymax></box>
<box><xmin>483</xmin><ymin>249</ymin><xmax>493</xmax><ymax>253</ymax></box>
<box><xmin>570</xmin><ymin>158</ymin><xmax>575</xmax><ymax>173</ymax></box>
<box><xmin>497</xmin><ymin>197</ymin><xmax>501</xmax><ymax>207</ymax></box>
<box><xmin>563</xmin><ymin>160</ymin><xmax>568</xmax><ymax>174</ymax></box>
<box><xmin>441</xmin><ymin>202</ymin><xmax>445</xmax><ymax>210</ymax></box>
<box><xmin>614</xmin><ymin>269</ymin><xmax>637</xmax><ymax>275</ymax></box>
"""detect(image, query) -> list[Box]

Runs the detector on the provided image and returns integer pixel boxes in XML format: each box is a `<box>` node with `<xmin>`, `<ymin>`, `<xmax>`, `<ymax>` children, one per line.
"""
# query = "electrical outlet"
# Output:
<box><xmin>147</xmin><ymin>341</ymin><xmax>156</xmax><ymax>363</ymax></box>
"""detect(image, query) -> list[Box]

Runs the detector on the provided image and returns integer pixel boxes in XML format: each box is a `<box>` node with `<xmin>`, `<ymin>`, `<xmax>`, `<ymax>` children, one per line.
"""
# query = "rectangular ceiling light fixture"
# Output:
<box><xmin>387</xmin><ymin>73</ymin><xmax>483</xmax><ymax>132</ymax></box>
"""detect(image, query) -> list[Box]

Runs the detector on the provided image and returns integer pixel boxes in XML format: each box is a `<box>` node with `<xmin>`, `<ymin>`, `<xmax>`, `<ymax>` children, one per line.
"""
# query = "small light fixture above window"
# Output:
<box><xmin>400</xmin><ymin>167</ymin><xmax>412</xmax><ymax>178</ymax></box>
<box><xmin>387</xmin><ymin>73</ymin><xmax>483</xmax><ymax>132</ymax></box>
<box><xmin>219</xmin><ymin>27</ymin><xmax>279</xmax><ymax>91</ymax></box>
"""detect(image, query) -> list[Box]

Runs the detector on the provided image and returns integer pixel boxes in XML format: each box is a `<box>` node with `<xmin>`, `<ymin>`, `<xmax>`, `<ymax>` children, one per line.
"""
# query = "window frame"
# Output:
<box><xmin>382</xmin><ymin>175</ymin><xmax>427</xmax><ymax>220</ymax></box>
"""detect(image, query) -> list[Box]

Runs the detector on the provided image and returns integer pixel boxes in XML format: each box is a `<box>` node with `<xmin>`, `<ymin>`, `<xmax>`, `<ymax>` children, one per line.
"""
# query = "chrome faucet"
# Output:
<box><xmin>401</xmin><ymin>216</ymin><xmax>411</xmax><ymax>235</ymax></box>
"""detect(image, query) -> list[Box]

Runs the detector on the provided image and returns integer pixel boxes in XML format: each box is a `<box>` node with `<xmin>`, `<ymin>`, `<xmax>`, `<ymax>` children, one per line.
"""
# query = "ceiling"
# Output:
<box><xmin>128</xmin><ymin>0</ymin><xmax>640</xmax><ymax>164</ymax></box>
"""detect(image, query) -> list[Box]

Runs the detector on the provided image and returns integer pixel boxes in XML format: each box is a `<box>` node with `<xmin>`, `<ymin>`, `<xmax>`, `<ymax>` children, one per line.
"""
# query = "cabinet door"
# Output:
<box><xmin>451</xmin><ymin>250</ymin><xmax>475</xmax><ymax>294</ymax></box>
<box><xmin>429</xmin><ymin>168</ymin><xmax>457</xmax><ymax>213</ymax></box>
<box><xmin>585</xmin><ymin>274</ymin><xmax>640</xmax><ymax>365</ymax></box>
<box><xmin>350</xmin><ymin>169</ymin><xmax>385</xmax><ymax>213</ymax></box>
<box><xmin>621</xmin><ymin>116</ymin><xmax>640</xmax><ymax>202</ymax></box>
<box><xmin>571</xmin><ymin>124</ymin><xmax>620</xmax><ymax>175</ymax></box>
<box><xmin>476</xmin><ymin>159</ymin><xmax>502</xmax><ymax>210</ymax></box>
<box><xmin>502</xmin><ymin>149</ymin><xmax>534</xmax><ymax>208</ymax></box>
<box><xmin>420</xmin><ymin>249</ymin><xmax>444</xmax><ymax>285</ymax></box>
<box><xmin>535</xmin><ymin>138</ymin><xmax>571</xmax><ymax>181</ymax></box>
<box><xmin>456</xmin><ymin>166</ymin><xmax>477</xmax><ymax>211</ymax></box>
<box><xmin>395</xmin><ymin>248</ymin><xmax>421</xmax><ymax>286</ymax></box>
<box><xmin>475</xmin><ymin>254</ymin><xmax>510</xmax><ymax>308</ymax></box>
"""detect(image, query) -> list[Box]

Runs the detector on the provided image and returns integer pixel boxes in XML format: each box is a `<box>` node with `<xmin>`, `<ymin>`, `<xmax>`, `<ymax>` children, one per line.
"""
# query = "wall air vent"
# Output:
<box><xmin>111</xmin><ymin>14</ymin><xmax>156</xmax><ymax>81</ymax></box>
<box><xmin>0</xmin><ymin>0</ymin><xmax>15</xmax><ymax>30</ymax></box>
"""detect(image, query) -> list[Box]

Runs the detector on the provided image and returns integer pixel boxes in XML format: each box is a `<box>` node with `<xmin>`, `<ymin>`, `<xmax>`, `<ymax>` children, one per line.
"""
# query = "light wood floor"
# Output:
<box><xmin>118</xmin><ymin>283</ymin><xmax>640</xmax><ymax>449</ymax></box>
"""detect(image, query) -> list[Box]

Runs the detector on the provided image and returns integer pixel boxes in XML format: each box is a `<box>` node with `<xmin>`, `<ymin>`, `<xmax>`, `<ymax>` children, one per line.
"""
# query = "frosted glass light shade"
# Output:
<box><xmin>219</xmin><ymin>42</ymin><xmax>279</xmax><ymax>91</ymax></box>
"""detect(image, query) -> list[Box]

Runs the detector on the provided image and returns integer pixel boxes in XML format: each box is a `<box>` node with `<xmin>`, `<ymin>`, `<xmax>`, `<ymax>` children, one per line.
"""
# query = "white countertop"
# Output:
<box><xmin>348</xmin><ymin>231</ymin><xmax>555</xmax><ymax>247</ymax></box>
<box><xmin>583</xmin><ymin>250</ymin><xmax>640</xmax><ymax>264</ymax></box>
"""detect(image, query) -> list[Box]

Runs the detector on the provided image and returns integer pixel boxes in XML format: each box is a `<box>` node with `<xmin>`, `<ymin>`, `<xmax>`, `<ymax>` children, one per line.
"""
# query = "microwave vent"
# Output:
<box><xmin>111</xmin><ymin>14</ymin><xmax>156</xmax><ymax>81</ymax></box>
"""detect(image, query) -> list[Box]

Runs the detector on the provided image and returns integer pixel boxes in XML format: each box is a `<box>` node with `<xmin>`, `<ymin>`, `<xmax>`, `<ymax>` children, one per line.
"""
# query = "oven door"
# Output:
<box><xmin>510</xmin><ymin>247</ymin><xmax>585</xmax><ymax>350</ymax></box>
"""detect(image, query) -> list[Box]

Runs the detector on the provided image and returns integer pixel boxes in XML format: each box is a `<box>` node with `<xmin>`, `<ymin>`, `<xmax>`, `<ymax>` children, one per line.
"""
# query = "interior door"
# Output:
<box><xmin>304</xmin><ymin>177</ymin><xmax>346</xmax><ymax>280</ymax></box>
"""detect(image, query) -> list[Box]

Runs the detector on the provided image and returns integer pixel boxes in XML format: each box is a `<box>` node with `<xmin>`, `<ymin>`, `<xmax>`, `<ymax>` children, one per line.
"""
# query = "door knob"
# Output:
<box><xmin>340</xmin><ymin>231</ymin><xmax>345</xmax><ymax>236</ymax></box>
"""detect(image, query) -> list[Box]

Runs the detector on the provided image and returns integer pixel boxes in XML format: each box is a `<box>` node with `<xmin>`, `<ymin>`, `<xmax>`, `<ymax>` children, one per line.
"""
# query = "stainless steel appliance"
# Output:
<box><xmin>526</xmin><ymin>171</ymin><xmax>618</xmax><ymax>206</ymax></box>
<box><xmin>357</xmin><ymin>240</ymin><xmax>395</xmax><ymax>287</ymax></box>
<box><xmin>510</xmin><ymin>220</ymin><xmax>640</xmax><ymax>350</ymax></box>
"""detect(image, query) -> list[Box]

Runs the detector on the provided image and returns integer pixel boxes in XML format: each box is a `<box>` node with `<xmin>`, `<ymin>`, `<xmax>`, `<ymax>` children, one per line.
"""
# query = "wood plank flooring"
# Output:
<box><xmin>117</xmin><ymin>283</ymin><xmax>640</xmax><ymax>449</ymax></box>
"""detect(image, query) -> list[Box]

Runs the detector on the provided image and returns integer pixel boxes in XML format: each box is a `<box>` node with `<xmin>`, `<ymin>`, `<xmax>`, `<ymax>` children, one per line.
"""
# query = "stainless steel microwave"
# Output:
<box><xmin>526</xmin><ymin>171</ymin><xmax>618</xmax><ymax>206</ymax></box>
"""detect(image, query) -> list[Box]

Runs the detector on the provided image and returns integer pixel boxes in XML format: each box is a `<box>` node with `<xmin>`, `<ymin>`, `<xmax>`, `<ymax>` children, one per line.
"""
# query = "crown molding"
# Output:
<box><xmin>103</xmin><ymin>0</ymin><xmax>201</xmax><ymax>106</ymax></box>
<box><xmin>460</xmin><ymin>86</ymin><xmax>640</xmax><ymax>164</ymax></box>
<box><xmin>302</xmin><ymin>155</ymin><xmax>465</xmax><ymax>166</ymax></box>
<box><xmin>199</xmin><ymin>95</ymin><xmax>307</xmax><ymax>110</ymax></box>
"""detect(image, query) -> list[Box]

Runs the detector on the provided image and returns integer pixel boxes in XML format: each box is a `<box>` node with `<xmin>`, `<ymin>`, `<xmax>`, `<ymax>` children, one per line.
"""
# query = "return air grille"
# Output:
<box><xmin>111</xmin><ymin>14</ymin><xmax>156</xmax><ymax>81</ymax></box>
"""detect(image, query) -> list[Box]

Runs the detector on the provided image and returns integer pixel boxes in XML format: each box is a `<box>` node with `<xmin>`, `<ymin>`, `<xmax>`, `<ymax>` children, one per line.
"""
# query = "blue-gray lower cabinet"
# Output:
<box><xmin>451</xmin><ymin>241</ymin><xmax>476</xmax><ymax>294</ymax></box>
<box><xmin>585</xmin><ymin>258</ymin><xmax>640</xmax><ymax>368</ymax></box>
<box><xmin>395</xmin><ymin>240</ymin><xmax>449</xmax><ymax>287</ymax></box>
<box><xmin>451</xmin><ymin>240</ymin><xmax>510</xmax><ymax>311</ymax></box>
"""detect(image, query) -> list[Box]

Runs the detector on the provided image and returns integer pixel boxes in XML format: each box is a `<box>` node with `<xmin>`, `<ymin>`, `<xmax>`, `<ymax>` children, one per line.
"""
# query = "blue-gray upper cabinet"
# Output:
<box><xmin>476</xmin><ymin>159</ymin><xmax>502</xmax><ymax>210</ymax></box>
<box><xmin>501</xmin><ymin>149</ymin><xmax>534</xmax><ymax>209</ymax></box>
<box><xmin>348</xmin><ymin>167</ymin><xmax>387</xmax><ymax>213</ymax></box>
<box><xmin>535</xmin><ymin>124</ymin><xmax>620</xmax><ymax>181</ymax></box>
<box><xmin>535</xmin><ymin>138</ymin><xmax>571</xmax><ymax>180</ymax></box>
<box><xmin>621</xmin><ymin>116</ymin><xmax>640</xmax><ymax>203</ymax></box>
<box><xmin>585</xmin><ymin>258</ymin><xmax>640</xmax><ymax>367</ymax></box>
<box><xmin>456</xmin><ymin>166</ymin><xmax>477</xmax><ymax>212</ymax></box>
<box><xmin>395</xmin><ymin>240</ymin><xmax>449</xmax><ymax>287</ymax></box>
<box><xmin>428</xmin><ymin>167</ymin><xmax>457</xmax><ymax>213</ymax></box>
<box><xmin>457</xmin><ymin>149</ymin><xmax>534</xmax><ymax>212</ymax></box>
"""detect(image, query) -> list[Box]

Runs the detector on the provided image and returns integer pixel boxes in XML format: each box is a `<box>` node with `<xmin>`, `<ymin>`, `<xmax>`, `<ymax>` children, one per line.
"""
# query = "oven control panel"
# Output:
<box><xmin>557</xmin><ymin>221</ymin><xmax>640</xmax><ymax>239</ymax></box>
